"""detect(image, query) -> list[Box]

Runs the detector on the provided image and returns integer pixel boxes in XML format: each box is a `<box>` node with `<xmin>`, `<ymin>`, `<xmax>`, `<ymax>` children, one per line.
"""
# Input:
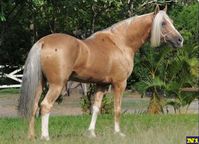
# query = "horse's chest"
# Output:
<box><xmin>111</xmin><ymin>54</ymin><xmax>134</xmax><ymax>81</ymax></box>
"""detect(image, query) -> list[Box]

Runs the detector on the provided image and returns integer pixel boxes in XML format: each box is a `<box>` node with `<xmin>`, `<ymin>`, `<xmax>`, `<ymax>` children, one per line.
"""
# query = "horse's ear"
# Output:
<box><xmin>154</xmin><ymin>4</ymin><xmax>160</xmax><ymax>15</ymax></box>
<box><xmin>163</xmin><ymin>4</ymin><xmax>167</xmax><ymax>12</ymax></box>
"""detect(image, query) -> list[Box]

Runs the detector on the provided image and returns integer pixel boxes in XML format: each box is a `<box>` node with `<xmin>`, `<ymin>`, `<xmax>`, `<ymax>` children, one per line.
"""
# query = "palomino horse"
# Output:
<box><xmin>18</xmin><ymin>5</ymin><xmax>183</xmax><ymax>140</ymax></box>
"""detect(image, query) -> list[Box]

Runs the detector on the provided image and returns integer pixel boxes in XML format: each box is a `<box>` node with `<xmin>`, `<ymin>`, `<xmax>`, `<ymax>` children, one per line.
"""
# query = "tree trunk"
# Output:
<box><xmin>147</xmin><ymin>92</ymin><xmax>163</xmax><ymax>114</ymax></box>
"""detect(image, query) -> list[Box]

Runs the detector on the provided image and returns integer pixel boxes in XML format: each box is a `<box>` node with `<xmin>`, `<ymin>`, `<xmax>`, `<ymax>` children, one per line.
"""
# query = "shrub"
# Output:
<box><xmin>80</xmin><ymin>84</ymin><xmax>113</xmax><ymax>114</ymax></box>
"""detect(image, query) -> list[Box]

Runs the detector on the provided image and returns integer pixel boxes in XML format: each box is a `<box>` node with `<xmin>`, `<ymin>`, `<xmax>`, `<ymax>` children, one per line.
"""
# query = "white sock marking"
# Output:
<box><xmin>41</xmin><ymin>113</ymin><xmax>50</xmax><ymax>139</ymax></box>
<box><xmin>88</xmin><ymin>106</ymin><xmax>99</xmax><ymax>130</ymax></box>
<box><xmin>114</xmin><ymin>122</ymin><xmax>120</xmax><ymax>132</ymax></box>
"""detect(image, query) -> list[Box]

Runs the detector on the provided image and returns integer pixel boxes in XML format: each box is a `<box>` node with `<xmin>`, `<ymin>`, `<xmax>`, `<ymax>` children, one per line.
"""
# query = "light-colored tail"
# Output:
<box><xmin>18</xmin><ymin>42</ymin><xmax>42</xmax><ymax>118</ymax></box>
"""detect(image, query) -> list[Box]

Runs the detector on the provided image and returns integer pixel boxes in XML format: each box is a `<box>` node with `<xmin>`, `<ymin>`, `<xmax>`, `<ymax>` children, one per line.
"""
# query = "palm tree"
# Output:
<box><xmin>133</xmin><ymin>43</ymin><xmax>198</xmax><ymax>114</ymax></box>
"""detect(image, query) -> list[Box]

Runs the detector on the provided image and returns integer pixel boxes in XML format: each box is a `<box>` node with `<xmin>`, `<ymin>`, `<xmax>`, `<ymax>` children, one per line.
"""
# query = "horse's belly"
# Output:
<box><xmin>69</xmin><ymin>70</ymin><xmax>111</xmax><ymax>84</ymax></box>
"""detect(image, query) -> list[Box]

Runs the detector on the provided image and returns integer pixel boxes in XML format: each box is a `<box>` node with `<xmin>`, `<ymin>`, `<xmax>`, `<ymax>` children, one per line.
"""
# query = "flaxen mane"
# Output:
<box><xmin>151</xmin><ymin>11</ymin><xmax>172</xmax><ymax>47</ymax></box>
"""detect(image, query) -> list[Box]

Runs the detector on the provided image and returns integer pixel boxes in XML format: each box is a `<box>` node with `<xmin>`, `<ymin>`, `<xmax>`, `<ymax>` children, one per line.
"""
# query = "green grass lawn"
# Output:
<box><xmin>0</xmin><ymin>88</ymin><xmax>20</xmax><ymax>95</ymax></box>
<box><xmin>0</xmin><ymin>114</ymin><xmax>198</xmax><ymax>144</ymax></box>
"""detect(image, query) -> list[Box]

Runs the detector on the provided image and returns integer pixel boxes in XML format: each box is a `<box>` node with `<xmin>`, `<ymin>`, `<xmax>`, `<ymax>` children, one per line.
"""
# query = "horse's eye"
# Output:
<box><xmin>162</xmin><ymin>21</ymin><xmax>166</xmax><ymax>26</ymax></box>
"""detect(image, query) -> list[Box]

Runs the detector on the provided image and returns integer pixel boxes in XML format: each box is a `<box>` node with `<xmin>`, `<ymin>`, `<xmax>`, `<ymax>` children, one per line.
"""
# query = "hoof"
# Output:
<box><xmin>114</xmin><ymin>131</ymin><xmax>126</xmax><ymax>137</ymax></box>
<box><xmin>41</xmin><ymin>135</ymin><xmax>50</xmax><ymax>141</ymax></box>
<box><xmin>85</xmin><ymin>130</ymin><xmax>97</xmax><ymax>138</ymax></box>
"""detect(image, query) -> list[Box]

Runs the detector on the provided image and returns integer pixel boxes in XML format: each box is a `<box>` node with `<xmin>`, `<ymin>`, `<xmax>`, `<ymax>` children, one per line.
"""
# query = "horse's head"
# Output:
<box><xmin>151</xmin><ymin>5</ymin><xmax>183</xmax><ymax>48</ymax></box>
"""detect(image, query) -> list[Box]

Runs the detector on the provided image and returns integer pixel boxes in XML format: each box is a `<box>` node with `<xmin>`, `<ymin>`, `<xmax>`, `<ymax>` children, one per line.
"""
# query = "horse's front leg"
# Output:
<box><xmin>88</xmin><ymin>86</ymin><xmax>107</xmax><ymax>137</ymax></box>
<box><xmin>113</xmin><ymin>80</ymin><xmax>126</xmax><ymax>137</ymax></box>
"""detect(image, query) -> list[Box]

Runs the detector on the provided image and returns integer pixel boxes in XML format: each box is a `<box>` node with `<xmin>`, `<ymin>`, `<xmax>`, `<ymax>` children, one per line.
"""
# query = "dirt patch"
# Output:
<box><xmin>0</xmin><ymin>91</ymin><xmax>83</xmax><ymax>117</ymax></box>
<box><xmin>0</xmin><ymin>91</ymin><xmax>198</xmax><ymax>117</ymax></box>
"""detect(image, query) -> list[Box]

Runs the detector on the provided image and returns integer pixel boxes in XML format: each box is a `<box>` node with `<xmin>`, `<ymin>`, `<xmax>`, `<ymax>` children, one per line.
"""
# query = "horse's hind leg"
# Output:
<box><xmin>28</xmin><ymin>80</ymin><xmax>44</xmax><ymax>139</ymax></box>
<box><xmin>40</xmin><ymin>83</ymin><xmax>64</xmax><ymax>140</ymax></box>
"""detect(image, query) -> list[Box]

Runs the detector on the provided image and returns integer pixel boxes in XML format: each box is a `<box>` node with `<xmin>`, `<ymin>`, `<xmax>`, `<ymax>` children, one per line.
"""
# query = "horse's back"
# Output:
<box><xmin>39</xmin><ymin>33</ymin><xmax>79</xmax><ymax>49</ymax></box>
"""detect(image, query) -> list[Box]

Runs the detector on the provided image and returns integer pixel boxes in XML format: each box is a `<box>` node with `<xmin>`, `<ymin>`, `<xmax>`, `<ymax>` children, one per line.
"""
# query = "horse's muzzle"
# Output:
<box><xmin>170</xmin><ymin>36</ymin><xmax>184</xmax><ymax>48</ymax></box>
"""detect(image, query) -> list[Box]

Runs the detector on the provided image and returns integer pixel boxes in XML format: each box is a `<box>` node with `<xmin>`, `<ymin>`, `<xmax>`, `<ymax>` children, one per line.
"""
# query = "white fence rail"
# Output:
<box><xmin>0</xmin><ymin>65</ymin><xmax>87</xmax><ymax>95</ymax></box>
<box><xmin>0</xmin><ymin>66</ymin><xmax>23</xmax><ymax>88</ymax></box>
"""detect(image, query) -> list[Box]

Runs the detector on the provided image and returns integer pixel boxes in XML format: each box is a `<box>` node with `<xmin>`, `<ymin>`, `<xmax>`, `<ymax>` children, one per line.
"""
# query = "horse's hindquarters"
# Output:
<box><xmin>39</xmin><ymin>34</ymin><xmax>81</xmax><ymax>84</ymax></box>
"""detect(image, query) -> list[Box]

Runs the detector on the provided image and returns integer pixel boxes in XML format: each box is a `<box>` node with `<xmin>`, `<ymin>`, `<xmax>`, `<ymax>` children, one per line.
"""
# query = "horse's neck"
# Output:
<box><xmin>120</xmin><ymin>13</ymin><xmax>154</xmax><ymax>53</ymax></box>
<box><xmin>85</xmin><ymin>13</ymin><xmax>154</xmax><ymax>56</ymax></box>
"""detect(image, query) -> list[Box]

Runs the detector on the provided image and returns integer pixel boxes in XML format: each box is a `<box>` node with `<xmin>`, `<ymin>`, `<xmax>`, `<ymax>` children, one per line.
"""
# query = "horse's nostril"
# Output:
<box><xmin>176</xmin><ymin>36</ymin><xmax>183</xmax><ymax>47</ymax></box>
<box><xmin>178</xmin><ymin>37</ymin><xmax>183</xmax><ymax>43</ymax></box>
